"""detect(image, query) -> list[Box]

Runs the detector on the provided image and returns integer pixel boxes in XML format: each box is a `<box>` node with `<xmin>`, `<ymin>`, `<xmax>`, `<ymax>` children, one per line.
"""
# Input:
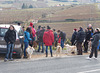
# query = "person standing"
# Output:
<box><xmin>87</xmin><ymin>28</ymin><xmax>100</xmax><ymax>59</ymax></box>
<box><xmin>76</xmin><ymin>27</ymin><xmax>85</xmax><ymax>55</ymax></box>
<box><xmin>37</xmin><ymin>27</ymin><xmax>45</xmax><ymax>53</ymax></box>
<box><xmin>43</xmin><ymin>26</ymin><xmax>54</xmax><ymax>57</ymax></box>
<box><xmin>84</xmin><ymin>28</ymin><xmax>91</xmax><ymax>53</ymax></box>
<box><xmin>4</xmin><ymin>25</ymin><xmax>16</xmax><ymax>62</ymax></box>
<box><xmin>57</xmin><ymin>30</ymin><xmax>66</xmax><ymax>49</ymax></box>
<box><xmin>29</xmin><ymin>22</ymin><xmax>35</xmax><ymax>45</ymax></box>
<box><xmin>24</xmin><ymin>27</ymin><xmax>32</xmax><ymax>58</ymax></box>
<box><xmin>71</xmin><ymin>29</ymin><xmax>77</xmax><ymax>45</ymax></box>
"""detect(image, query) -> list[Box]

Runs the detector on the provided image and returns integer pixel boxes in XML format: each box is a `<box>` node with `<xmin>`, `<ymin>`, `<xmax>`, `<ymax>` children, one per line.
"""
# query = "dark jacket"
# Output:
<box><xmin>71</xmin><ymin>31</ymin><xmax>77</xmax><ymax>45</ymax></box>
<box><xmin>87</xmin><ymin>27</ymin><xmax>94</xmax><ymax>37</ymax></box>
<box><xmin>91</xmin><ymin>32</ymin><xmax>100</xmax><ymax>47</ymax></box>
<box><xmin>38</xmin><ymin>29</ymin><xmax>45</xmax><ymax>42</ymax></box>
<box><xmin>59</xmin><ymin>31</ymin><xmax>66</xmax><ymax>41</ymax></box>
<box><xmin>54</xmin><ymin>32</ymin><xmax>58</xmax><ymax>42</ymax></box>
<box><xmin>76</xmin><ymin>28</ymin><xmax>85</xmax><ymax>43</ymax></box>
<box><xmin>85</xmin><ymin>30</ymin><xmax>91</xmax><ymax>41</ymax></box>
<box><xmin>4</xmin><ymin>29</ymin><xmax>16</xmax><ymax>44</ymax></box>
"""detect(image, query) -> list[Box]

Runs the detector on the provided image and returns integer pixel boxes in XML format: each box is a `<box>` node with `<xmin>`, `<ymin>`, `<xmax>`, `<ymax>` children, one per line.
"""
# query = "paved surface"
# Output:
<box><xmin>0</xmin><ymin>54</ymin><xmax>100</xmax><ymax>73</ymax></box>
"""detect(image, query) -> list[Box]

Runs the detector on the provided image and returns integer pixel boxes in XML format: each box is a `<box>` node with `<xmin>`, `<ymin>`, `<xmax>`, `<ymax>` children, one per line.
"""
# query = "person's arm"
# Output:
<box><xmin>92</xmin><ymin>35</ymin><xmax>99</xmax><ymax>46</ymax></box>
<box><xmin>4</xmin><ymin>31</ymin><xmax>9</xmax><ymax>43</ymax></box>
<box><xmin>27</xmin><ymin>33</ymin><xmax>32</xmax><ymax>41</ymax></box>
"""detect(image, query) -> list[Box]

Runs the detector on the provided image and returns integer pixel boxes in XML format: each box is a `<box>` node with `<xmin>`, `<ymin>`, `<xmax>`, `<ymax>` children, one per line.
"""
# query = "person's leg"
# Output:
<box><xmin>5</xmin><ymin>44</ymin><xmax>11</xmax><ymax>59</ymax></box>
<box><xmin>41</xmin><ymin>43</ymin><xmax>44</xmax><ymax>53</ymax></box>
<box><xmin>9</xmin><ymin>44</ymin><xmax>14</xmax><ymax>60</ymax></box>
<box><xmin>38</xmin><ymin>42</ymin><xmax>41</xmax><ymax>52</ymax></box>
<box><xmin>46</xmin><ymin>46</ymin><xmax>48</xmax><ymax>57</ymax></box>
<box><xmin>61</xmin><ymin>40</ymin><xmax>64</xmax><ymax>49</ymax></box>
<box><xmin>50</xmin><ymin>46</ymin><xmax>53</xmax><ymax>57</ymax></box>
<box><xmin>84</xmin><ymin>41</ymin><xmax>87</xmax><ymax>53</ymax></box>
<box><xmin>80</xmin><ymin>43</ymin><xmax>83</xmax><ymax>55</ymax></box>
<box><xmin>24</xmin><ymin>42</ymin><xmax>29</xmax><ymax>57</ymax></box>
<box><xmin>77</xmin><ymin>42</ymin><xmax>80</xmax><ymax>55</ymax></box>
<box><xmin>89</xmin><ymin>46</ymin><xmax>94</xmax><ymax>58</ymax></box>
<box><xmin>94</xmin><ymin>47</ymin><xmax>98</xmax><ymax>58</ymax></box>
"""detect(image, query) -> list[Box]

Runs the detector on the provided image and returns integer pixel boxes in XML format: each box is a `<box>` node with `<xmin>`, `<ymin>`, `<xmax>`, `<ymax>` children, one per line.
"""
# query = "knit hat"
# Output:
<box><xmin>74</xmin><ymin>29</ymin><xmax>77</xmax><ymax>31</ymax></box>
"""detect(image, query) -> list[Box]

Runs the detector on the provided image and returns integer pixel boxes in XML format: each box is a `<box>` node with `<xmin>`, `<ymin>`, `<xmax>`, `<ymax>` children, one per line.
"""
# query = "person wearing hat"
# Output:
<box><xmin>71</xmin><ymin>29</ymin><xmax>77</xmax><ymax>45</ymax></box>
<box><xmin>87</xmin><ymin>28</ymin><xmax>100</xmax><ymax>60</ymax></box>
<box><xmin>43</xmin><ymin>26</ymin><xmax>54</xmax><ymax>57</ymax></box>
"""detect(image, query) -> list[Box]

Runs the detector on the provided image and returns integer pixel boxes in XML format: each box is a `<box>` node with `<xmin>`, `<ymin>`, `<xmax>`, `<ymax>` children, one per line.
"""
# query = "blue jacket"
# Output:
<box><xmin>24</xmin><ymin>31</ymin><xmax>32</xmax><ymax>43</ymax></box>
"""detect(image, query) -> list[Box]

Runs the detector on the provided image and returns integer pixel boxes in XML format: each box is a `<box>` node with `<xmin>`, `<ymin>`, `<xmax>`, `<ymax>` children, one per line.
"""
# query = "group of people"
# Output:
<box><xmin>4</xmin><ymin>22</ymin><xmax>100</xmax><ymax>62</ymax></box>
<box><xmin>71</xmin><ymin>24</ymin><xmax>100</xmax><ymax>59</ymax></box>
<box><xmin>23</xmin><ymin>22</ymin><xmax>66</xmax><ymax>58</ymax></box>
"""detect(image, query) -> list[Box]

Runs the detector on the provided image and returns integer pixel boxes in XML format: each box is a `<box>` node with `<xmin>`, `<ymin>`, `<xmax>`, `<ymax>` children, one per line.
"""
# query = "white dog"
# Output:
<box><xmin>26</xmin><ymin>46</ymin><xmax>35</xmax><ymax>59</ymax></box>
<box><xmin>56</xmin><ymin>43</ymin><xmax>62</xmax><ymax>57</ymax></box>
<box><xmin>65</xmin><ymin>44</ymin><xmax>77</xmax><ymax>55</ymax></box>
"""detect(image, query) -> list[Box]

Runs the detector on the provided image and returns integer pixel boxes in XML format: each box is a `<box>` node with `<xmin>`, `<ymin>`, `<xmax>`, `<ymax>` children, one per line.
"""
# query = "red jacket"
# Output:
<box><xmin>58</xmin><ymin>35</ymin><xmax>61</xmax><ymax>43</ymax></box>
<box><xmin>29</xmin><ymin>22</ymin><xmax>35</xmax><ymax>38</ymax></box>
<box><xmin>43</xmin><ymin>29</ymin><xmax>54</xmax><ymax>46</ymax></box>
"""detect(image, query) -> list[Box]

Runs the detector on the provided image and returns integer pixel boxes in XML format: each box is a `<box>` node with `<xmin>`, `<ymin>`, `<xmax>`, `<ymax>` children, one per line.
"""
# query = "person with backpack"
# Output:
<box><xmin>24</xmin><ymin>27</ymin><xmax>32</xmax><ymax>58</ymax></box>
<box><xmin>37</xmin><ymin>27</ymin><xmax>45</xmax><ymax>53</ymax></box>
<box><xmin>76</xmin><ymin>27</ymin><xmax>85</xmax><ymax>55</ymax></box>
<box><xmin>4</xmin><ymin>25</ymin><xmax>16</xmax><ymax>62</ymax></box>
<box><xmin>87</xmin><ymin>28</ymin><xmax>100</xmax><ymax>59</ymax></box>
<box><xmin>71</xmin><ymin>29</ymin><xmax>77</xmax><ymax>45</ymax></box>
<box><xmin>57</xmin><ymin>30</ymin><xmax>66</xmax><ymax>49</ymax></box>
<box><xmin>43</xmin><ymin>26</ymin><xmax>54</xmax><ymax>57</ymax></box>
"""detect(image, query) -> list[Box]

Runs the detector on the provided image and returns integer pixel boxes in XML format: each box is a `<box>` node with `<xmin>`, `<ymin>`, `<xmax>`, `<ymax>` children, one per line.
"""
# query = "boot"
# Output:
<box><xmin>46</xmin><ymin>53</ymin><xmax>48</xmax><ymax>57</ymax></box>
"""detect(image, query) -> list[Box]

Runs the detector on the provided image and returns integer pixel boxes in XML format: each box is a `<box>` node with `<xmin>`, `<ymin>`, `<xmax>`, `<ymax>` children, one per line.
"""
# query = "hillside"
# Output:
<box><xmin>40</xmin><ymin>4</ymin><xmax>99</xmax><ymax>22</ymax></box>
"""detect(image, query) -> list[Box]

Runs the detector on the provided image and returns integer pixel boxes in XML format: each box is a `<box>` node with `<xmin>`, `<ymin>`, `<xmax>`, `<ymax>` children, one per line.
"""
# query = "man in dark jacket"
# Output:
<box><xmin>76</xmin><ymin>27</ymin><xmax>85</xmax><ymax>55</ymax></box>
<box><xmin>87</xmin><ymin>28</ymin><xmax>100</xmax><ymax>59</ymax></box>
<box><xmin>4</xmin><ymin>25</ymin><xmax>16</xmax><ymax>62</ymax></box>
<box><xmin>57</xmin><ymin>30</ymin><xmax>66</xmax><ymax>49</ymax></box>
<box><xmin>71</xmin><ymin>29</ymin><xmax>77</xmax><ymax>45</ymax></box>
<box><xmin>37</xmin><ymin>27</ymin><xmax>45</xmax><ymax>53</ymax></box>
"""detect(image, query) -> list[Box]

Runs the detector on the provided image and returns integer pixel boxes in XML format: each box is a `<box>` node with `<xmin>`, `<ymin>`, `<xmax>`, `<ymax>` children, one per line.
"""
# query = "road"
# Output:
<box><xmin>0</xmin><ymin>55</ymin><xmax>100</xmax><ymax>73</ymax></box>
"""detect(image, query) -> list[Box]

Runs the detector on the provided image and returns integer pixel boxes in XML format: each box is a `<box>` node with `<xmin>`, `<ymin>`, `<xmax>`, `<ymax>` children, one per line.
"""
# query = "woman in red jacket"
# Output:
<box><xmin>43</xmin><ymin>26</ymin><xmax>54</xmax><ymax>57</ymax></box>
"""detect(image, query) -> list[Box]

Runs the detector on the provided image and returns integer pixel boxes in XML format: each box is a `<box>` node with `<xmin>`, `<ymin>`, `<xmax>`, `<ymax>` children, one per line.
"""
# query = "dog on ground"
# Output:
<box><xmin>65</xmin><ymin>44</ymin><xmax>77</xmax><ymax>55</ymax></box>
<box><xmin>26</xmin><ymin>46</ymin><xmax>35</xmax><ymax>59</ymax></box>
<box><xmin>56</xmin><ymin>43</ymin><xmax>62</xmax><ymax>57</ymax></box>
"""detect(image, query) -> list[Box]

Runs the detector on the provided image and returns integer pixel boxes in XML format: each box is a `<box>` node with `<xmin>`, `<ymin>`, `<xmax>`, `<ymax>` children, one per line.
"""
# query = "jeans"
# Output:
<box><xmin>5</xmin><ymin>43</ymin><xmax>14</xmax><ymax>59</ymax></box>
<box><xmin>38</xmin><ymin>42</ymin><xmax>44</xmax><ymax>53</ymax></box>
<box><xmin>46</xmin><ymin>46</ymin><xmax>52</xmax><ymax>56</ymax></box>
<box><xmin>24</xmin><ymin>42</ymin><xmax>29</xmax><ymax>57</ymax></box>
<box><xmin>61</xmin><ymin>39</ymin><xmax>65</xmax><ymax>49</ymax></box>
